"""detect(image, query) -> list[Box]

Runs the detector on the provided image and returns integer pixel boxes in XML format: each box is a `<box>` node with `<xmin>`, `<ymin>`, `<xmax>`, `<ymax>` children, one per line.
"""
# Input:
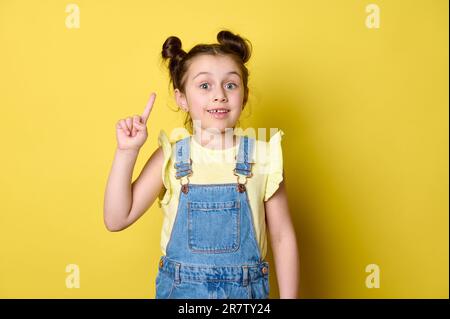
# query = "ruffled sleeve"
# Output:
<box><xmin>263</xmin><ymin>129</ymin><xmax>285</xmax><ymax>202</ymax></box>
<box><xmin>157</xmin><ymin>129</ymin><xmax>172</xmax><ymax>206</ymax></box>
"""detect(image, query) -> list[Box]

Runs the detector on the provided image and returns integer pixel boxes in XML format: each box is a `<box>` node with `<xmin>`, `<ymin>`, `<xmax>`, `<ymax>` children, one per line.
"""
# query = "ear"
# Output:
<box><xmin>175</xmin><ymin>89</ymin><xmax>188</xmax><ymax>112</ymax></box>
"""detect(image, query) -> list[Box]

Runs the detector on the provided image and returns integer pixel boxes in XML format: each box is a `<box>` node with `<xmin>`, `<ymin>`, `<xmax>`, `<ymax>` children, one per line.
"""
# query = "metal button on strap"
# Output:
<box><xmin>237</xmin><ymin>183</ymin><xmax>246</xmax><ymax>193</ymax></box>
<box><xmin>181</xmin><ymin>184</ymin><xmax>189</xmax><ymax>194</ymax></box>
<box><xmin>261</xmin><ymin>266</ymin><xmax>268</xmax><ymax>275</ymax></box>
<box><xmin>159</xmin><ymin>259</ymin><xmax>164</xmax><ymax>268</ymax></box>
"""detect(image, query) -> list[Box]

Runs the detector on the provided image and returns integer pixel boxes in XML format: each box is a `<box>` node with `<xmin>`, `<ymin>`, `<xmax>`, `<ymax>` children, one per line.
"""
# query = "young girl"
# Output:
<box><xmin>104</xmin><ymin>30</ymin><xmax>299</xmax><ymax>299</ymax></box>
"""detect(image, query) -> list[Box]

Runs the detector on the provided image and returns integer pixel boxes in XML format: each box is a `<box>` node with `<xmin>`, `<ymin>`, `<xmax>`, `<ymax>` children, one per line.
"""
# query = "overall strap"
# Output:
<box><xmin>234</xmin><ymin>136</ymin><xmax>255</xmax><ymax>193</ymax></box>
<box><xmin>174</xmin><ymin>136</ymin><xmax>192</xmax><ymax>193</ymax></box>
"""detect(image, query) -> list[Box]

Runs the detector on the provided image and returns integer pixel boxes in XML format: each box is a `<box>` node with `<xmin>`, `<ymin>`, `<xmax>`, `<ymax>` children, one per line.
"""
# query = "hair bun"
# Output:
<box><xmin>217</xmin><ymin>30</ymin><xmax>252</xmax><ymax>63</ymax></box>
<box><xmin>162</xmin><ymin>36</ymin><xmax>187</xmax><ymax>67</ymax></box>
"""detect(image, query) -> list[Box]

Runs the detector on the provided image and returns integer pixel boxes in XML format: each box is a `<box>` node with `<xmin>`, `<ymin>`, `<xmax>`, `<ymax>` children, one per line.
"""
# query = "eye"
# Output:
<box><xmin>199</xmin><ymin>82</ymin><xmax>238</xmax><ymax>90</ymax></box>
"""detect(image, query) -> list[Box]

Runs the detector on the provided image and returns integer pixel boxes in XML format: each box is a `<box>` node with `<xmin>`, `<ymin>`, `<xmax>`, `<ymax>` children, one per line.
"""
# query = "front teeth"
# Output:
<box><xmin>208</xmin><ymin>110</ymin><xmax>229</xmax><ymax>113</ymax></box>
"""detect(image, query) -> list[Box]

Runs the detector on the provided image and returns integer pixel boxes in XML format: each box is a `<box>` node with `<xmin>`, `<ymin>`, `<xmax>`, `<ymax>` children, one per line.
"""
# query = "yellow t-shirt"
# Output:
<box><xmin>156</xmin><ymin>129</ymin><xmax>285</xmax><ymax>259</ymax></box>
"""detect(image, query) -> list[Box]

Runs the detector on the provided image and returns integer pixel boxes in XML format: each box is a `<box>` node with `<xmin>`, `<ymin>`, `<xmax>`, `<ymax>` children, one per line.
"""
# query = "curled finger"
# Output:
<box><xmin>133</xmin><ymin>115</ymin><xmax>145</xmax><ymax>132</ymax></box>
<box><xmin>119</xmin><ymin>119</ymin><xmax>130</xmax><ymax>136</ymax></box>
<box><xmin>125</xmin><ymin>117</ymin><xmax>133</xmax><ymax>136</ymax></box>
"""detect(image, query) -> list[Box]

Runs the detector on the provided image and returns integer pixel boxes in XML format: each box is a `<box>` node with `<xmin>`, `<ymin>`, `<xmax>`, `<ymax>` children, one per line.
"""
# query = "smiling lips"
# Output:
<box><xmin>207</xmin><ymin>108</ymin><xmax>230</xmax><ymax>113</ymax></box>
<box><xmin>207</xmin><ymin>108</ymin><xmax>230</xmax><ymax>119</ymax></box>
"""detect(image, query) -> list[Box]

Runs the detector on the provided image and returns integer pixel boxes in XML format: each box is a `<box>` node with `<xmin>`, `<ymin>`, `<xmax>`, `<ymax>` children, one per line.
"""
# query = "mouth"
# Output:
<box><xmin>207</xmin><ymin>108</ymin><xmax>230</xmax><ymax>119</ymax></box>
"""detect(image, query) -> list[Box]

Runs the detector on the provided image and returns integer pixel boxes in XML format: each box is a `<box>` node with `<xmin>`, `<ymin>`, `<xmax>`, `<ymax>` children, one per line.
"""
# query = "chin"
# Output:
<box><xmin>195</xmin><ymin>117</ymin><xmax>237</xmax><ymax>132</ymax></box>
<box><xmin>219</xmin><ymin>121</ymin><xmax>238</xmax><ymax>130</ymax></box>
<box><xmin>207</xmin><ymin>125</ymin><xmax>228</xmax><ymax>133</ymax></box>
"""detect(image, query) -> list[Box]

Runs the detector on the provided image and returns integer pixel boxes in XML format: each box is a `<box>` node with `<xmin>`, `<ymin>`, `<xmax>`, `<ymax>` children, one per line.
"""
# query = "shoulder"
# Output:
<box><xmin>158</xmin><ymin>129</ymin><xmax>191</xmax><ymax>157</ymax></box>
<box><xmin>157</xmin><ymin>129</ymin><xmax>187</xmax><ymax>192</ymax></box>
<box><xmin>261</xmin><ymin>129</ymin><xmax>285</xmax><ymax>201</ymax></box>
<box><xmin>249</xmin><ymin>129</ymin><xmax>285</xmax><ymax>165</ymax></box>
<box><xmin>268</xmin><ymin>129</ymin><xmax>285</xmax><ymax>144</ymax></box>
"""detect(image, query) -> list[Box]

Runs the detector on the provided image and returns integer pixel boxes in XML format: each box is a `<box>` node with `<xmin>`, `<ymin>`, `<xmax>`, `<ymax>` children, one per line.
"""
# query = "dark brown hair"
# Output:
<box><xmin>161</xmin><ymin>30</ymin><xmax>253</xmax><ymax>133</ymax></box>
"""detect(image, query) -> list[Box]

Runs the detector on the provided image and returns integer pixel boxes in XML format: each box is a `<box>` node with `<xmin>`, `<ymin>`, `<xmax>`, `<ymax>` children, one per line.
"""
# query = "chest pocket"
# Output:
<box><xmin>187</xmin><ymin>200</ymin><xmax>240</xmax><ymax>253</ymax></box>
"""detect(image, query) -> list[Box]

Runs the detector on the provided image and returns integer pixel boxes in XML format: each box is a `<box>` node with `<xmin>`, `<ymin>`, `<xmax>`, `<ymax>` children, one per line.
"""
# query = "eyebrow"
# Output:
<box><xmin>192</xmin><ymin>71</ymin><xmax>241</xmax><ymax>80</ymax></box>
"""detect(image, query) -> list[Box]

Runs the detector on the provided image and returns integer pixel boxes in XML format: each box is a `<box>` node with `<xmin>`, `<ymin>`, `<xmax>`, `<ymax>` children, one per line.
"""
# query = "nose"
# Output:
<box><xmin>213</xmin><ymin>96</ymin><xmax>227</xmax><ymax>102</ymax></box>
<box><xmin>213</xmin><ymin>89</ymin><xmax>228</xmax><ymax>103</ymax></box>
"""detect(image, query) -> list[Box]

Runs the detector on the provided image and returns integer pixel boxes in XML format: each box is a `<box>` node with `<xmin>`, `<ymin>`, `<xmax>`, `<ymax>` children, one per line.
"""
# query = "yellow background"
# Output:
<box><xmin>0</xmin><ymin>0</ymin><xmax>448</xmax><ymax>298</ymax></box>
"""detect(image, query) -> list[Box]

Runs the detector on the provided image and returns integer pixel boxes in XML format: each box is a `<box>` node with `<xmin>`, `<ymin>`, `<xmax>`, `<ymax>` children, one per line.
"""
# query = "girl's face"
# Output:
<box><xmin>175</xmin><ymin>54</ymin><xmax>244</xmax><ymax>134</ymax></box>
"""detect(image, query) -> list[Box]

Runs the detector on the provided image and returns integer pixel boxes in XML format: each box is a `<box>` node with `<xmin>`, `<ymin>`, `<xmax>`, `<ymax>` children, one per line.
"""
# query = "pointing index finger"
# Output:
<box><xmin>141</xmin><ymin>92</ymin><xmax>156</xmax><ymax>124</ymax></box>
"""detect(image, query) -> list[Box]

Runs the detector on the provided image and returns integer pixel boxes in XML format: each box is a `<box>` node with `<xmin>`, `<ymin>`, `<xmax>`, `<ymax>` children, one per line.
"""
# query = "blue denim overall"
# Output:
<box><xmin>155</xmin><ymin>135</ymin><xmax>270</xmax><ymax>299</ymax></box>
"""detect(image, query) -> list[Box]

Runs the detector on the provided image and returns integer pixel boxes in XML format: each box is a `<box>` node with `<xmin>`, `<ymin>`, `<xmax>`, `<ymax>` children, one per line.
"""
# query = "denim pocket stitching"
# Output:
<box><xmin>249</xmin><ymin>277</ymin><xmax>269</xmax><ymax>299</ymax></box>
<box><xmin>187</xmin><ymin>200</ymin><xmax>240</xmax><ymax>253</ymax></box>
<box><xmin>189</xmin><ymin>200</ymin><xmax>239</xmax><ymax>210</ymax></box>
<box><xmin>167</xmin><ymin>278</ymin><xmax>176</xmax><ymax>299</ymax></box>
<box><xmin>156</xmin><ymin>270</ymin><xmax>176</xmax><ymax>299</ymax></box>
<box><xmin>246</xmin><ymin>283</ymin><xmax>252</xmax><ymax>299</ymax></box>
<box><xmin>262</xmin><ymin>276</ymin><xmax>270</xmax><ymax>298</ymax></box>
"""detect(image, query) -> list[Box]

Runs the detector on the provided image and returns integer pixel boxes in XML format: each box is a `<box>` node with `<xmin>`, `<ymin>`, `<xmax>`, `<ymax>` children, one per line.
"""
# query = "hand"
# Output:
<box><xmin>116</xmin><ymin>92</ymin><xmax>156</xmax><ymax>151</ymax></box>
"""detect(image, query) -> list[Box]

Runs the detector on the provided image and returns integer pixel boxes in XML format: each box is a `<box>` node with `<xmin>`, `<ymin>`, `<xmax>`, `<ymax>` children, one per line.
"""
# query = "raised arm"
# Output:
<box><xmin>103</xmin><ymin>92</ymin><xmax>164</xmax><ymax>231</ymax></box>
